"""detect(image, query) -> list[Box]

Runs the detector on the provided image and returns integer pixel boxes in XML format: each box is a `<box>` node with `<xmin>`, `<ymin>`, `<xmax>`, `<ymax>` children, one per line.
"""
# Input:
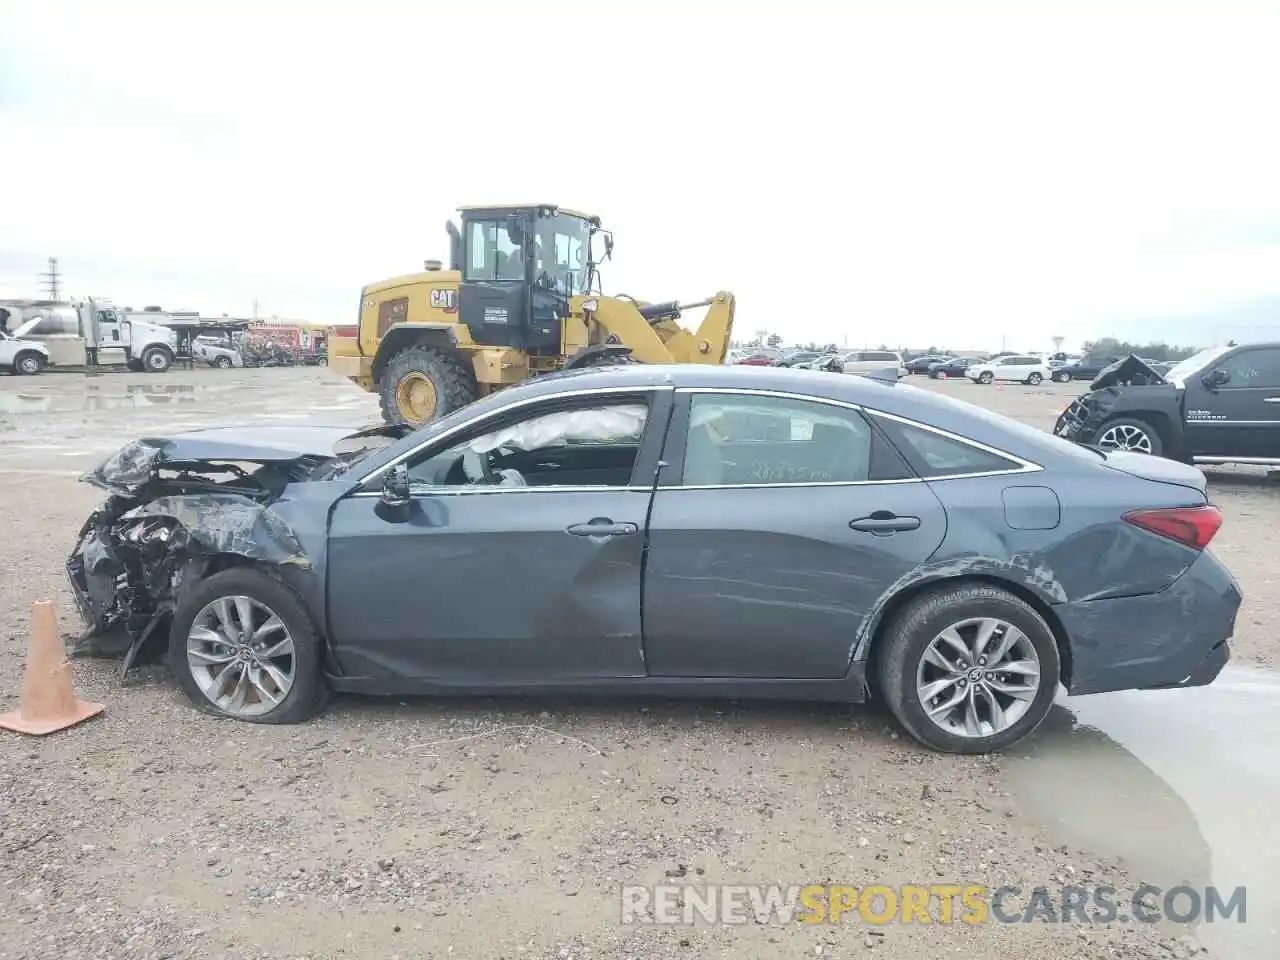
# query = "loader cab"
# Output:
<box><xmin>453</xmin><ymin>204</ymin><xmax>600</xmax><ymax>355</ymax></box>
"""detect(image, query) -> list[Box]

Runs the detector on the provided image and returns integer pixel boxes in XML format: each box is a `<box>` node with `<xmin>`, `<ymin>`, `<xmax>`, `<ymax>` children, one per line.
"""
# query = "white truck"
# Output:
<box><xmin>0</xmin><ymin>299</ymin><xmax>178</xmax><ymax>373</ymax></box>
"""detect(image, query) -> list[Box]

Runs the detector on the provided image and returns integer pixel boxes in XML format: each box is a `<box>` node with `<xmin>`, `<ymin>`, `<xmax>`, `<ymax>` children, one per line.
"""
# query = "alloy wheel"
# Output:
<box><xmin>915</xmin><ymin>617</ymin><xmax>1042</xmax><ymax>739</ymax></box>
<box><xmin>1097</xmin><ymin>423</ymin><xmax>1153</xmax><ymax>454</ymax></box>
<box><xmin>187</xmin><ymin>595</ymin><xmax>296</xmax><ymax>718</ymax></box>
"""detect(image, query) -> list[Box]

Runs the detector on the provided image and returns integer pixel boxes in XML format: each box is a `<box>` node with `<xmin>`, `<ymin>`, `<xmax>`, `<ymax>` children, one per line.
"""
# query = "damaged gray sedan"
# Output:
<box><xmin>68</xmin><ymin>364</ymin><xmax>1242</xmax><ymax>754</ymax></box>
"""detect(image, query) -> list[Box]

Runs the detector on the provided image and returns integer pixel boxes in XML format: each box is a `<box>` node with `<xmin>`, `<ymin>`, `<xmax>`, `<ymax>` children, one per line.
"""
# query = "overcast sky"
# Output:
<box><xmin>3</xmin><ymin>0</ymin><xmax>1279</xmax><ymax>352</ymax></box>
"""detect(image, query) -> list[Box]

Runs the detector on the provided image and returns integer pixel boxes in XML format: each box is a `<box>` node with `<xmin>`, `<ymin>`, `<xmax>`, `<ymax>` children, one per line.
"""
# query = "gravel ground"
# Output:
<box><xmin>0</xmin><ymin>367</ymin><xmax>1271</xmax><ymax>959</ymax></box>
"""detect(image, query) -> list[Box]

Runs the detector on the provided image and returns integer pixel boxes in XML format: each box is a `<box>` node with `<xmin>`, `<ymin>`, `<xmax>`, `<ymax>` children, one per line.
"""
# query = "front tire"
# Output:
<box><xmin>169</xmin><ymin>567</ymin><xmax>329</xmax><ymax>724</ymax></box>
<box><xmin>1096</xmin><ymin>417</ymin><xmax>1162</xmax><ymax>456</ymax></box>
<box><xmin>876</xmin><ymin>583</ymin><xmax>1060</xmax><ymax>754</ymax></box>
<box><xmin>215</xmin><ymin>356</ymin><xmax>232</xmax><ymax>369</ymax></box>
<box><xmin>978</xmin><ymin>371</ymin><xmax>994</xmax><ymax>384</ymax></box>
<box><xmin>378</xmin><ymin>345</ymin><xmax>478</xmax><ymax>427</ymax></box>
<box><xmin>142</xmin><ymin>346</ymin><xmax>173</xmax><ymax>373</ymax></box>
<box><xmin>1026</xmin><ymin>372</ymin><xmax>1043</xmax><ymax>385</ymax></box>
<box><xmin>13</xmin><ymin>351</ymin><xmax>44</xmax><ymax>375</ymax></box>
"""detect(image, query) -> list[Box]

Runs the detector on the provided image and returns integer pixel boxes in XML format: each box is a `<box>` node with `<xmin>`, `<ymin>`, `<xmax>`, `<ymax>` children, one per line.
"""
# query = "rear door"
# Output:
<box><xmin>641</xmin><ymin>389</ymin><xmax>947</xmax><ymax>679</ymax></box>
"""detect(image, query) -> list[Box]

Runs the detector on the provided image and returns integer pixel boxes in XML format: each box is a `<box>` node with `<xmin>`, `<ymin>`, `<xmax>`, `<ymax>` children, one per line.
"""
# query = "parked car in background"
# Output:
<box><xmin>840</xmin><ymin>350</ymin><xmax>907</xmax><ymax>378</ymax></box>
<box><xmin>67</xmin><ymin>363</ymin><xmax>1241</xmax><ymax>755</ymax></box>
<box><xmin>1055</xmin><ymin>344</ymin><xmax>1280</xmax><ymax>465</ymax></box>
<box><xmin>0</xmin><ymin>326</ymin><xmax>52</xmax><ymax>375</ymax></box>
<box><xmin>774</xmin><ymin>350</ymin><xmax>825</xmax><ymax>368</ymax></box>
<box><xmin>735</xmin><ymin>348</ymin><xmax>782</xmax><ymax>367</ymax></box>
<box><xmin>905</xmin><ymin>354</ymin><xmax>953</xmax><ymax>374</ymax></box>
<box><xmin>1052</xmin><ymin>354</ymin><xmax>1122</xmax><ymax>383</ymax></box>
<box><xmin>928</xmin><ymin>356</ymin><xmax>982</xmax><ymax>379</ymax></box>
<box><xmin>966</xmin><ymin>355</ymin><xmax>1052</xmax><ymax>385</ymax></box>
<box><xmin>191</xmin><ymin>334</ymin><xmax>244</xmax><ymax>369</ymax></box>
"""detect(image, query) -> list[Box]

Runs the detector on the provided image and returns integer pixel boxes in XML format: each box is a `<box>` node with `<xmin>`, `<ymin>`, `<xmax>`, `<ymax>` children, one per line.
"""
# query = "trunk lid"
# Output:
<box><xmin>1100</xmin><ymin>450</ymin><xmax>1207</xmax><ymax>497</ymax></box>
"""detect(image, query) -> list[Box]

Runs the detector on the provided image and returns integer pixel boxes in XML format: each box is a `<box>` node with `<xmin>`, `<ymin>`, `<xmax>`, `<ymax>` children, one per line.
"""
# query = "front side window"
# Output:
<box><xmin>406</xmin><ymin>401</ymin><xmax>649</xmax><ymax>489</ymax></box>
<box><xmin>1211</xmin><ymin>347</ymin><xmax>1280</xmax><ymax>389</ymax></box>
<box><xmin>533</xmin><ymin>214</ymin><xmax>591</xmax><ymax>296</ymax></box>
<box><xmin>465</xmin><ymin>220</ymin><xmax>524</xmax><ymax>282</ymax></box>
<box><xmin>681</xmin><ymin>394</ymin><xmax>873</xmax><ymax>486</ymax></box>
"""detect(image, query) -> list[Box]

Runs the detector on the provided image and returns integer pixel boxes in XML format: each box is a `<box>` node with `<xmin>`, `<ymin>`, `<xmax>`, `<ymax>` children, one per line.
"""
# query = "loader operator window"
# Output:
<box><xmin>534</xmin><ymin>214</ymin><xmax>591</xmax><ymax>297</ymax></box>
<box><xmin>466</xmin><ymin>220</ymin><xmax>525</xmax><ymax>282</ymax></box>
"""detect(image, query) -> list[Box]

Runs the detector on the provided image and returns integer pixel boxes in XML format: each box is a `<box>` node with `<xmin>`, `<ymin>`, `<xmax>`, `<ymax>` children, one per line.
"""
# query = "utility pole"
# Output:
<box><xmin>40</xmin><ymin>257</ymin><xmax>62</xmax><ymax>300</ymax></box>
<box><xmin>252</xmin><ymin>298</ymin><xmax>260</xmax><ymax>319</ymax></box>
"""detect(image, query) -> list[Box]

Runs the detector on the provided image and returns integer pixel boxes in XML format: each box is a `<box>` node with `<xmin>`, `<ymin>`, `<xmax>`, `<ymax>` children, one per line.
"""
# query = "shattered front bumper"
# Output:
<box><xmin>1054</xmin><ymin>396</ymin><xmax>1096</xmax><ymax>442</ymax></box>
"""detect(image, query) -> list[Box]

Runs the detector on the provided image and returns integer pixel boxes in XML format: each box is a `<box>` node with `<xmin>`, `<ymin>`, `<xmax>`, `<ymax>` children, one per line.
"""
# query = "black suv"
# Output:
<box><xmin>1051</xmin><ymin>354</ymin><xmax>1122</xmax><ymax>383</ymax></box>
<box><xmin>1054</xmin><ymin>345</ymin><xmax>1280</xmax><ymax>464</ymax></box>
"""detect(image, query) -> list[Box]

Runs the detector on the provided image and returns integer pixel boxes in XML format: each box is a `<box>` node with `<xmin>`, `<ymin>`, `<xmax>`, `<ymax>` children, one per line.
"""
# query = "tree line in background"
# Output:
<box><xmin>735</xmin><ymin>332</ymin><xmax>1201</xmax><ymax>361</ymax></box>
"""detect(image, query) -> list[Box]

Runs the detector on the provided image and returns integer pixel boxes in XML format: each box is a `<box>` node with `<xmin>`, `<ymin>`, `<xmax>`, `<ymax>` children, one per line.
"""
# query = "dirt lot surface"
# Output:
<box><xmin>1</xmin><ymin>368</ymin><xmax>1275</xmax><ymax>959</ymax></box>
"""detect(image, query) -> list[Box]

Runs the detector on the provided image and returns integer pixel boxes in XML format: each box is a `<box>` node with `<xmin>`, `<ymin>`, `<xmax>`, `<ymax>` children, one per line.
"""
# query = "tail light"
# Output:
<box><xmin>1123</xmin><ymin>504</ymin><xmax>1222</xmax><ymax>550</ymax></box>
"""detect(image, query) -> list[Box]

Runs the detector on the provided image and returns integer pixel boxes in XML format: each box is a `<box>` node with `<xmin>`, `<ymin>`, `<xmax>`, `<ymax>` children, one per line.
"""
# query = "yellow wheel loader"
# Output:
<box><xmin>328</xmin><ymin>204</ymin><xmax>736</xmax><ymax>426</ymax></box>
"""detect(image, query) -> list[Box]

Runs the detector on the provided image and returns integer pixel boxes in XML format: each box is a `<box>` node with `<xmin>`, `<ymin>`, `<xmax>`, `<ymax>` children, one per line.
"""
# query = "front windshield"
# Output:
<box><xmin>1164</xmin><ymin>345</ymin><xmax>1233</xmax><ymax>385</ymax></box>
<box><xmin>533</xmin><ymin>214</ymin><xmax>591</xmax><ymax>296</ymax></box>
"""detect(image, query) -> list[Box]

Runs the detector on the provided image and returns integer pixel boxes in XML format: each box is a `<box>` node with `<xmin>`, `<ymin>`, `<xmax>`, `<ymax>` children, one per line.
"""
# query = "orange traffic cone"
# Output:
<box><xmin>0</xmin><ymin>601</ymin><xmax>104</xmax><ymax>736</ymax></box>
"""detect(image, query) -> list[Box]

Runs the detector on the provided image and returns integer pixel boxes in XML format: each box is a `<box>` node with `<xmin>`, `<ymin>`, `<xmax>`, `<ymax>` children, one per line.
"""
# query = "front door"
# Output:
<box><xmin>324</xmin><ymin>388</ymin><xmax>671</xmax><ymax>682</ymax></box>
<box><xmin>1183</xmin><ymin>345</ymin><xmax>1280</xmax><ymax>460</ymax></box>
<box><xmin>642</xmin><ymin>390</ymin><xmax>948</xmax><ymax>679</ymax></box>
<box><xmin>457</xmin><ymin>217</ymin><xmax>529</xmax><ymax>348</ymax></box>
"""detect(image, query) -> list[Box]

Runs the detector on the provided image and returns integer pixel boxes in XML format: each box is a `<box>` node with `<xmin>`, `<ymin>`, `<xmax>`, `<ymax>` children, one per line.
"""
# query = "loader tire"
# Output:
<box><xmin>379</xmin><ymin>345</ymin><xmax>477</xmax><ymax>427</ymax></box>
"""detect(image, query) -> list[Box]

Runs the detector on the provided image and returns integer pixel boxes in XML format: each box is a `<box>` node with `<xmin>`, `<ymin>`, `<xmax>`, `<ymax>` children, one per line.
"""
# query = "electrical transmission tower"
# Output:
<box><xmin>40</xmin><ymin>257</ymin><xmax>62</xmax><ymax>300</ymax></box>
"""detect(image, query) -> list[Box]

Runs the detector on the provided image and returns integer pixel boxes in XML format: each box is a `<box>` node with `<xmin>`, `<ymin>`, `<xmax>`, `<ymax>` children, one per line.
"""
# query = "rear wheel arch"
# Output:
<box><xmin>861</xmin><ymin>573</ymin><xmax>1073</xmax><ymax>696</ymax></box>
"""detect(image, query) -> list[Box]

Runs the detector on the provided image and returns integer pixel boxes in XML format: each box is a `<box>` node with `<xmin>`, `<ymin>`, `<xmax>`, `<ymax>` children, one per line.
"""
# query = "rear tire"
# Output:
<box><xmin>876</xmin><ymin>583</ymin><xmax>1060</xmax><ymax>754</ymax></box>
<box><xmin>169</xmin><ymin>567</ymin><xmax>330</xmax><ymax>725</ymax></box>
<box><xmin>1051</xmin><ymin>370</ymin><xmax>1071</xmax><ymax>383</ymax></box>
<box><xmin>378</xmin><ymin>345</ymin><xmax>478</xmax><ymax>427</ymax></box>
<box><xmin>13</xmin><ymin>351</ymin><xmax>44</xmax><ymax>375</ymax></box>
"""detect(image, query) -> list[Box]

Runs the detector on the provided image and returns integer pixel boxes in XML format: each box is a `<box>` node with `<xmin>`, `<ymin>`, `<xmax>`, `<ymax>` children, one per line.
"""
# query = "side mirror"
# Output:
<box><xmin>375</xmin><ymin>464</ymin><xmax>413</xmax><ymax>522</ymax></box>
<box><xmin>506</xmin><ymin>214</ymin><xmax>526</xmax><ymax>244</ymax></box>
<box><xmin>1202</xmin><ymin>369</ymin><xmax>1229</xmax><ymax>390</ymax></box>
<box><xmin>381</xmin><ymin>463</ymin><xmax>410</xmax><ymax>504</ymax></box>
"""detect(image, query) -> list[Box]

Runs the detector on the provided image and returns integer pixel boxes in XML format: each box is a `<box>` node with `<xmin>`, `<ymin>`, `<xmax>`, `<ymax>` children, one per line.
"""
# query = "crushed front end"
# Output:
<box><xmin>64</xmin><ymin>425</ymin><xmax>403</xmax><ymax>671</ymax></box>
<box><xmin>1053</xmin><ymin>354</ymin><xmax>1171</xmax><ymax>444</ymax></box>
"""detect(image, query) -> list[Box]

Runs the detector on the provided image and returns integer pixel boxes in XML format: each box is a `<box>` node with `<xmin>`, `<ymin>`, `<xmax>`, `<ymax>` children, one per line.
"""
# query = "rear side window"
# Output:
<box><xmin>682</xmin><ymin>394</ymin><xmax>874</xmax><ymax>485</ymax></box>
<box><xmin>877</xmin><ymin>418</ymin><xmax>1024</xmax><ymax>479</ymax></box>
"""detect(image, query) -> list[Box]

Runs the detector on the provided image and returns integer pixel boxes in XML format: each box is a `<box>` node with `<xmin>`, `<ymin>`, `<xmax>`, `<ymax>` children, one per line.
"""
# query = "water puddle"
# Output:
<box><xmin>0</xmin><ymin>384</ymin><xmax>201</xmax><ymax>414</ymax></box>
<box><xmin>1007</xmin><ymin>665</ymin><xmax>1280</xmax><ymax>957</ymax></box>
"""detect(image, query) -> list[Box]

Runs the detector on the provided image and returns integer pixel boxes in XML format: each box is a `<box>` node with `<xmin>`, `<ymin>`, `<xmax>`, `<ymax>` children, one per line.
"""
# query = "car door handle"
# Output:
<box><xmin>1264</xmin><ymin>397</ymin><xmax>1280</xmax><ymax>404</ymax></box>
<box><xmin>849</xmin><ymin>513</ymin><xmax>922</xmax><ymax>534</ymax></box>
<box><xmin>566</xmin><ymin>519</ymin><xmax>638</xmax><ymax>537</ymax></box>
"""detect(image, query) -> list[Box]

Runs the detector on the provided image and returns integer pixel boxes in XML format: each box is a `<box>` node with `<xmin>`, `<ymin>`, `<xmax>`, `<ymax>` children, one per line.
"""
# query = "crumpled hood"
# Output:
<box><xmin>81</xmin><ymin>423</ymin><xmax>409</xmax><ymax>496</ymax></box>
<box><xmin>1090</xmin><ymin>354</ymin><xmax>1167</xmax><ymax>389</ymax></box>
